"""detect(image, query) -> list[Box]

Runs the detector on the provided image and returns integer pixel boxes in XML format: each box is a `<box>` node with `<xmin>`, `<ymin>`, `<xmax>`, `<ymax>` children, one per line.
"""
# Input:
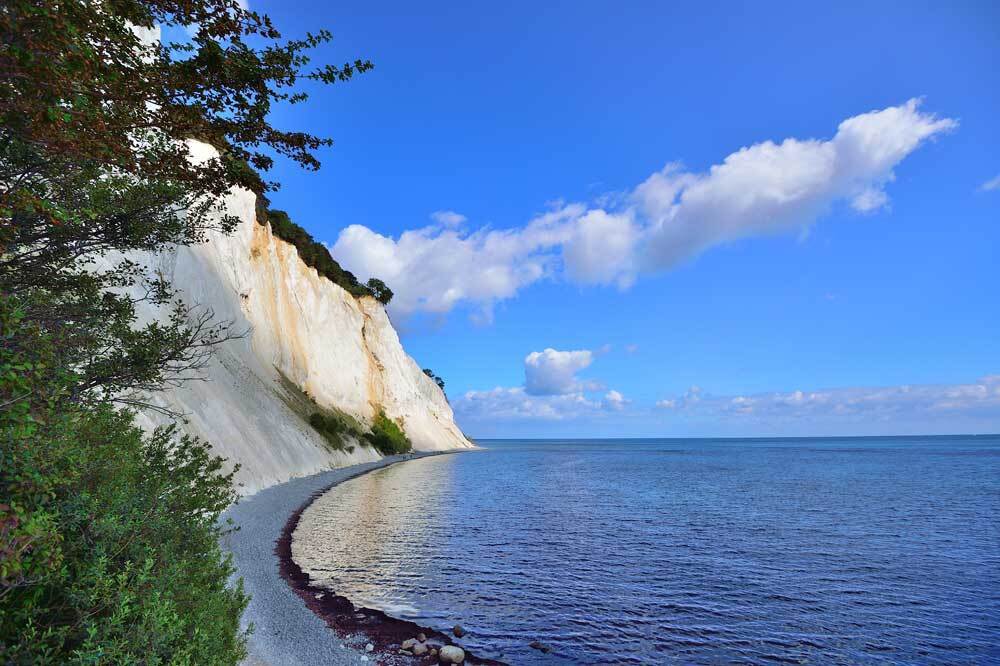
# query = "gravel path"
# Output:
<box><xmin>221</xmin><ymin>451</ymin><xmax>460</xmax><ymax>666</ymax></box>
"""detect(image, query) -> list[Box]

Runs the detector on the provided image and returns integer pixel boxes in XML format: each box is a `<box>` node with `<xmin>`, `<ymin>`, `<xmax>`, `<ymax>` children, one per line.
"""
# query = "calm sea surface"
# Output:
<box><xmin>292</xmin><ymin>437</ymin><xmax>1000</xmax><ymax>664</ymax></box>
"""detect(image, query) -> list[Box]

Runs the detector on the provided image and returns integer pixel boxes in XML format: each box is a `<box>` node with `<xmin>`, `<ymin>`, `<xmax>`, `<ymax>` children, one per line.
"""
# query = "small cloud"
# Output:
<box><xmin>602</xmin><ymin>390</ymin><xmax>629</xmax><ymax>410</ymax></box>
<box><xmin>655</xmin><ymin>398</ymin><xmax>676</xmax><ymax>409</ymax></box>
<box><xmin>594</xmin><ymin>343</ymin><xmax>612</xmax><ymax>355</ymax></box>
<box><xmin>625</xmin><ymin>344</ymin><xmax>639</xmax><ymax>354</ymax></box>
<box><xmin>524</xmin><ymin>348</ymin><xmax>597</xmax><ymax>396</ymax></box>
<box><xmin>430</xmin><ymin>210</ymin><xmax>467</xmax><ymax>227</ymax></box>
<box><xmin>980</xmin><ymin>174</ymin><xmax>1000</xmax><ymax>192</ymax></box>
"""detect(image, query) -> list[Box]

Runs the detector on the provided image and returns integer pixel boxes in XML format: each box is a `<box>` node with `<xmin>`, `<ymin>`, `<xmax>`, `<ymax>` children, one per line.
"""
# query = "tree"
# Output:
<box><xmin>366</xmin><ymin>277</ymin><xmax>394</xmax><ymax>305</ymax></box>
<box><xmin>1</xmin><ymin>0</ymin><xmax>371</xmax><ymax>660</ymax></box>
<box><xmin>1</xmin><ymin>0</ymin><xmax>373</xmax><ymax>406</ymax></box>
<box><xmin>423</xmin><ymin>368</ymin><xmax>446</xmax><ymax>392</ymax></box>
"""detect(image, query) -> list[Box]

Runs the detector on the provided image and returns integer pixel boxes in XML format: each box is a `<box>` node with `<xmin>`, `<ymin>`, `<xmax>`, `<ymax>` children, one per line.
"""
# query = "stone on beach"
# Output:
<box><xmin>452</xmin><ymin>624</ymin><xmax>466</xmax><ymax>637</ymax></box>
<box><xmin>417</xmin><ymin>632</ymin><xmax>427</xmax><ymax>642</ymax></box>
<box><xmin>412</xmin><ymin>642</ymin><xmax>428</xmax><ymax>656</ymax></box>
<box><xmin>364</xmin><ymin>643</ymin><xmax>374</xmax><ymax>652</ymax></box>
<box><xmin>438</xmin><ymin>645</ymin><xmax>465</xmax><ymax>663</ymax></box>
<box><xmin>401</xmin><ymin>638</ymin><xmax>418</xmax><ymax>650</ymax></box>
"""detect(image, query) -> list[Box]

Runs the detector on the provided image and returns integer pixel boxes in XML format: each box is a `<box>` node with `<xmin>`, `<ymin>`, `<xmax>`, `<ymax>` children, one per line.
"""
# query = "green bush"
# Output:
<box><xmin>364</xmin><ymin>410</ymin><xmax>412</xmax><ymax>456</ymax></box>
<box><xmin>0</xmin><ymin>309</ymin><xmax>249</xmax><ymax>663</ymax></box>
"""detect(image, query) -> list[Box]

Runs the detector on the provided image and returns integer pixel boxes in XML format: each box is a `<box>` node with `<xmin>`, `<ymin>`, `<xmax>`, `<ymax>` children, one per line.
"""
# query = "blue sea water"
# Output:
<box><xmin>292</xmin><ymin>437</ymin><xmax>1000</xmax><ymax>664</ymax></box>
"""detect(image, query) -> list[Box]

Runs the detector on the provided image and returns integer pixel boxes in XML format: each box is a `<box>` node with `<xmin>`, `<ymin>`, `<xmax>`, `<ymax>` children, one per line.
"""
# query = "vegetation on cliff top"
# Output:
<box><xmin>1</xmin><ymin>0</ymin><xmax>371</xmax><ymax>660</ymax></box>
<box><xmin>260</xmin><ymin>207</ymin><xmax>393</xmax><ymax>305</ymax></box>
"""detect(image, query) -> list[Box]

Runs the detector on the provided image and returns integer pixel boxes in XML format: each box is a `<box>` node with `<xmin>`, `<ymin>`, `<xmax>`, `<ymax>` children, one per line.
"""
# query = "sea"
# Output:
<box><xmin>292</xmin><ymin>437</ymin><xmax>1000</xmax><ymax>664</ymax></box>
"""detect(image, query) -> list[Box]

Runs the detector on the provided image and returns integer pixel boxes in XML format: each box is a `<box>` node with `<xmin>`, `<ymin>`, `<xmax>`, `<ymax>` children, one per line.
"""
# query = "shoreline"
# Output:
<box><xmin>222</xmin><ymin>450</ymin><xmax>501</xmax><ymax>665</ymax></box>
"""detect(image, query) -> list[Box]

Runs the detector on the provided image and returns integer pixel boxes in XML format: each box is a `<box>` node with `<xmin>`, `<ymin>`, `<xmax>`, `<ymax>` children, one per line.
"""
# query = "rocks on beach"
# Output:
<box><xmin>397</xmin><ymin>634</ymin><xmax>462</xmax><ymax>663</ymax></box>
<box><xmin>452</xmin><ymin>624</ymin><xmax>466</xmax><ymax>638</ymax></box>
<box><xmin>438</xmin><ymin>645</ymin><xmax>466</xmax><ymax>663</ymax></box>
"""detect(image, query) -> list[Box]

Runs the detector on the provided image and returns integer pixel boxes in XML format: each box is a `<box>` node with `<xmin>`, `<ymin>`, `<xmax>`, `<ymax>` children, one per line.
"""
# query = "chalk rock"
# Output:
<box><xmin>120</xmin><ymin>140</ymin><xmax>475</xmax><ymax>494</ymax></box>
<box><xmin>438</xmin><ymin>645</ymin><xmax>465</xmax><ymax>663</ymax></box>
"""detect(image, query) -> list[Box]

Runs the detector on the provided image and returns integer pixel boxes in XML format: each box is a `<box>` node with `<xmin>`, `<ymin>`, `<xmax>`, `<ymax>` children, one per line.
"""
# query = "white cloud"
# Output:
<box><xmin>561</xmin><ymin>209</ymin><xmax>639</xmax><ymax>287</ymax></box>
<box><xmin>980</xmin><ymin>174</ymin><xmax>1000</xmax><ymax>192</ymax></box>
<box><xmin>430</xmin><ymin>210</ymin><xmax>467</xmax><ymax>227</ymax></box>
<box><xmin>455</xmin><ymin>386</ymin><xmax>601</xmax><ymax>421</ymax></box>
<box><xmin>655</xmin><ymin>385</ymin><xmax>703</xmax><ymax>410</ymax></box>
<box><xmin>453</xmin><ymin>346</ymin><xmax>627</xmax><ymax>420</ymax></box>
<box><xmin>330</xmin><ymin>100</ymin><xmax>955</xmax><ymax>321</ymax></box>
<box><xmin>625</xmin><ymin>344</ymin><xmax>639</xmax><ymax>354</ymax></box>
<box><xmin>655</xmin><ymin>375</ymin><xmax>1000</xmax><ymax>422</ymax></box>
<box><xmin>332</xmin><ymin>204</ymin><xmax>583</xmax><ymax>321</ymax></box>
<box><xmin>602</xmin><ymin>390</ymin><xmax>629</xmax><ymax>410</ymax></box>
<box><xmin>524</xmin><ymin>348</ymin><xmax>597</xmax><ymax>395</ymax></box>
<box><xmin>637</xmin><ymin>99</ymin><xmax>956</xmax><ymax>268</ymax></box>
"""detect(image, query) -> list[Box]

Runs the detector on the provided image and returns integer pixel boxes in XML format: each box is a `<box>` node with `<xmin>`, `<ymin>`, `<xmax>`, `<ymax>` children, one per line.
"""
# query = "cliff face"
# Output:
<box><xmin>128</xmin><ymin>143</ymin><xmax>472</xmax><ymax>494</ymax></box>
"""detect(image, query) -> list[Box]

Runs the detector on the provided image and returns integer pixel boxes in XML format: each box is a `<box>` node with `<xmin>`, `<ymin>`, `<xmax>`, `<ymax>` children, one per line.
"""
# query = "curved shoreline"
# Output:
<box><xmin>221</xmin><ymin>451</ymin><xmax>500</xmax><ymax>665</ymax></box>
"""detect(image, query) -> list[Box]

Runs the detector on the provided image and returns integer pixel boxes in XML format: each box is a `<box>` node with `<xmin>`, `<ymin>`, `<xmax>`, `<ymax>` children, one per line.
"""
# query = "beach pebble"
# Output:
<box><xmin>452</xmin><ymin>624</ymin><xmax>466</xmax><ymax>638</ymax></box>
<box><xmin>412</xmin><ymin>642</ymin><xmax>428</xmax><ymax>656</ymax></box>
<box><xmin>417</xmin><ymin>632</ymin><xmax>427</xmax><ymax>642</ymax></box>
<box><xmin>398</xmin><ymin>649</ymin><xmax>412</xmax><ymax>656</ymax></box>
<box><xmin>430</xmin><ymin>648</ymin><xmax>438</xmax><ymax>657</ymax></box>
<box><xmin>438</xmin><ymin>645</ymin><xmax>465</xmax><ymax>663</ymax></box>
<box><xmin>365</xmin><ymin>643</ymin><xmax>374</xmax><ymax>652</ymax></box>
<box><xmin>401</xmin><ymin>639</ymin><xmax>418</xmax><ymax>650</ymax></box>
<box><xmin>529</xmin><ymin>640</ymin><xmax>553</xmax><ymax>653</ymax></box>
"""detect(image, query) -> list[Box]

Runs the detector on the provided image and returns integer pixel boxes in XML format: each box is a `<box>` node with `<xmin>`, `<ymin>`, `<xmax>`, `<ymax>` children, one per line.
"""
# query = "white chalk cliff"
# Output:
<box><xmin>127</xmin><ymin>142</ymin><xmax>473</xmax><ymax>494</ymax></box>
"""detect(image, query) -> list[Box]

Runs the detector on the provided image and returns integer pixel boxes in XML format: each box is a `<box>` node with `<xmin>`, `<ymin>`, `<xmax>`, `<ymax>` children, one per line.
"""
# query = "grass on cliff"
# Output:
<box><xmin>275</xmin><ymin>370</ymin><xmax>364</xmax><ymax>453</ymax></box>
<box><xmin>309</xmin><ymin>411</ymin><xmax>364</xmax><ymax>453</ymax></box>
<box><xmin>364</xmin><ymin>409</ymin><xmax>413</xmax><ymax>456</ymax></box>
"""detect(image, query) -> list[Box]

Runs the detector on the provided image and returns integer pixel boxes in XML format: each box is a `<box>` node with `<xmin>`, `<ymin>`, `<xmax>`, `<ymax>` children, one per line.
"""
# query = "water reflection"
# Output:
<box><xmin>291</xmin><ymin>440</ymin><xmax>1000</xmax><ymax>665</ymax></box>
<box><xmin>293</xmin><ymin>455</ymin><xmax>459</xmax><ymax>617</ymax></box>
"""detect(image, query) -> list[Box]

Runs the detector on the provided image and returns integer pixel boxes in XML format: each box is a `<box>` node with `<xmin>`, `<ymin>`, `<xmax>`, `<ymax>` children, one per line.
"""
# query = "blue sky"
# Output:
<box><xmin>247</xmin><ymin>0</ymin><xmax>998</xmax><ymax>437</ymax></box>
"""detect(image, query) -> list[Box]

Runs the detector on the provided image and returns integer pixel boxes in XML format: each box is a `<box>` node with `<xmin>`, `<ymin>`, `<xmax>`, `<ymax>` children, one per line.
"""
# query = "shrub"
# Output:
<box><xmin>364</xmin><ymin>410</ymin><xmax>412</xmax><ymax>456</ymax></box>
<box><xmin>309</xmin><ymin>411</ymin><xmax>352</xmax><ymax>450</ymax></box>
<box><xmin>0</xmin><ymin>309</ymin><xmax>249</xmax><ymax>662</ymax></box>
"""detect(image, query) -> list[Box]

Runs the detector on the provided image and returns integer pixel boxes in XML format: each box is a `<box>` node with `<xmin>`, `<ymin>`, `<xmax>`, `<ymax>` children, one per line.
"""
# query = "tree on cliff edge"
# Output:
<box><xmin>0</xmin><ymin>0</ymin><xmax>370</xmax><ymax>660</ymax></box>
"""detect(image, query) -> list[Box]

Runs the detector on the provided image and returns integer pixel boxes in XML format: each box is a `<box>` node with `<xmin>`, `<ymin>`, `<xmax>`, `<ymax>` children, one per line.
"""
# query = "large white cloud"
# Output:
<box><xmin>331</xmin><ymin>100</ymin><xmax>955</xmax><ymax>320</ymax></box>
<box><xmin>332</xmin><ymin>204</ymin><xmax>584</xmax><ymax>321</ymax></box>
<box><xmin>637</xmin><ymin>99</ymin><xmax>956</xmax><ymax>268</ymax></box>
